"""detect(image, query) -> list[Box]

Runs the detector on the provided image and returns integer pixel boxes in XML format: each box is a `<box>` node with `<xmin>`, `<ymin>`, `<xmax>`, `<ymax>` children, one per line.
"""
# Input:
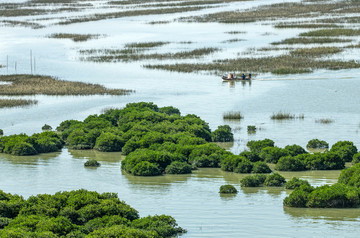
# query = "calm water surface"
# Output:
<box><xmin>1</xmin><ymin>0</ymin><xmax>360</xmax><ymax>236</ymax></box>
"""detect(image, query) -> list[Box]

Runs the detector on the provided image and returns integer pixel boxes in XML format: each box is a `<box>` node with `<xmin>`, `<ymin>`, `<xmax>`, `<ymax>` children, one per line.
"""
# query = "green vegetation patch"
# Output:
<box><xmin>0</xmin><ymin>99</ymin><xmax>38</xmax><ymax>108</ymax></box>
<box><xmin>48</xmin><ymin>33</ymin><xmax>101</xmax><ymax>42</ymax></box>
<box><xmin>271</xmin><ymin>37</ymin><xmax>352</xmax><ymax>45</ymax></box>
<box><xmin>219</xmin><ymin>184</ymin><xmax>238</xmax><ymax>194</ymax></box>
<box><xmin>84</xmin><ymin>159</ymin><xmax>101</xmax><ymax>167</ymax></box>
<box><xmin>144</xmin><ymin>55</ymin><xmax>360</xmax><ymax>75</ymax></box>
<box><xmin>289</xmin><ymin>47</ymin><xmax>342</xmax><ymax>57</ymax></box>
<box><xmin>274</xmin><ymin>22</ymin><xmax>342</xmax><ymax>29</ymax></box>
<box><xmin>81</xmin><ymin>47</ymin><xmax>220</xmax><ymax>62</ymax></box>
<box><xmin>0</xmin><ymin>131</ymin><xmax>64</xmax><ymax>156</ymax></box>
<box><xmin>58</xmin><ymin>6</ymin><xmax>210</xmax><ymax>25</ymax></box>
<box><xmin>223</xmin><ymin>111</ymin><xmax>243</xmax><ymax>120</ymax></box>
<box><xmin>182</xmin><ymin>1</ymin><xmax>360</xmax><ymax>23</ymax></box>
<box><xmin>306</xmin><ymin>138</ymin><xmax>329</xmax><ymax>149</ymax></box>
<box><xmin>0</xmin><ymin>189</ymin><xmax>185</xmax><ymax>237</ymax></box>
<box><xmin>284</xmin><ymin>177</ymin><xmax>310</xmax><ymax>189</ymax></box>
<box><xmin>0</xmin><ymin>74</ymin><xmax>132</xmax><ymax>96</ymax></box>
<box><xmin>300</xmin><ymin>28</ymin><xmax>360</xmax><ymax>37</ymax></box>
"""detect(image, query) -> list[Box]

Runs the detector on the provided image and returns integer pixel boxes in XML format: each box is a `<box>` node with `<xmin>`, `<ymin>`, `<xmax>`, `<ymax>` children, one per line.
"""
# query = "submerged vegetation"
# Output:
<box><xmin>81</xmin><ymin>47</ymin><xmax>220</xmax><ymax>62</ymax></box>
<box><xmin>270</xmin><ymin>112</ymin><xmax>304</xmax><ymax>120</ymax></box>
<box><xmin>223</xmin><ymin>111</ymin><xmax>243</xmax><ymax>120</ymax></box>
<box><xmin>0</xmin><ymin>189</ymin><xmax>185</xmax><ymax>237</ymax></box>
<box><xmin>0</xmin><ymin>75</ymin><xmax>132</xmax><ymax>96</ymax></box>
<box><xmin>144</xmin><ymin>55</ymin><xmax>360</xmax><ymax>74</ymax></box>
<box><xmin>0</xmin><ymin>99</ymin><xmax>38</xmax><ymax>108</ymax></box>
<box><xmin>48</xmin><ymin>33</ymin><xmax>101</xmax><ymax>42</ymax></box>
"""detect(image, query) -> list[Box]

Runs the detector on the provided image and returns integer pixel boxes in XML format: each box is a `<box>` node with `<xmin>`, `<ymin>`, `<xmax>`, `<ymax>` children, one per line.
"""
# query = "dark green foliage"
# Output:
<box><xmin>352</xmin><ymin>152</ymin><xmax>360</xmax><ymax>164</ymax></box>
<box><xmin>275</xmin><ymin>156</ymin><xmax>306</xmax><ymax>171</ymax></box>
<box><xmin>330</xmin><ymin>141</ymin><xmax>358</xmax><ymax>162</ymax></box>
<box><xmin>0</xmin><ymin>217</ymin><xmax>12</xmax><ymax>229</ymax></box>
<box><xmin>259</xmin><ymin>146</ymin><xmax>290</xmax><ymax>163</ymax></box>
<box><xmin>283</xmin><ymin>184</ymin><xmax>314</xmax><ymax>207</ymax></box>
<box><xmin>41</xmin><ymin>124</ymin><xmax>52</xmax><ymax>131</ymax></box>
<box><xmin>284</xmin><ymin>144</ymin><xmax>307</xmax><ymax>156</ymax></box>
<box><xmin>94</xmin><ymin>132</ymin><xmax>124</xmax><ymax>152</ymax></box>
<box><xmin>220</xmin><ymin>155</ymin><xmax>245</xmax><ymax>172</ymax></box>
<box><xmin>264</xmin><ymin>173</ymin><xmax>286</xmax><ymax>186</ymax></box>
<box><xmin>131</xmin><ymin>161</ymin><xmax>162</xmax><ymax>176</ymax></box>
<box><xmin>131</xmin><ymin>215</ymin><xmax>185</xmax><ymax>237</ymax></box>
<box><xmin>159</xmin><ymin>106</ymin><xmax>180</xmax><ymax>116</ymax></box>
<box><xmin>252</xmin><ymin>161</ymin><xmax>272</xmax><ymax>173</ymax></box>
<box><xmin>234</xmin><ymin>159</ymin><xmax>253</xmax><ymax>173</ymax></box>
<box><xmin>247</xmin><ymin>125</ymin><xmax>256</xmax><ymax>134</ymax></box>
<box><xmin>0</xmin><ymin>189</ymin><xmax>184</xmax><ymax>237</ymax></box>
<box><xmin>306</xmin><ymin>139</ymin><xmax>329</xmax><ymax>149</ymax></box>
<box><xmin>284</xmin><ymin>177</ymin><xmax>310</xmax><ymax>189</ymax></box>
<box><xmin>302</xmin><ymin>152</ymin><xmax>345</xmax><ymax>170</ymax></box>
<box><xmin>240</xmin><ymin>174</ymin><xmax>267</xmax><ymax>187</ymax></box>
<box><xmin>306</xmin><ymin>184</ymin><xmax>360</xmax><ymax>208</ymax></box>
<box><xmin>219</xmin><ymin>185</ymin><xmax>238</xmax><ymax>194</ymax></box>
<box><xmin>211</xmin><ymin>125</ymin><xmax>234</xmax><ymax>142</ymax></box>
<box><xmin>247</xmin><ymin>139</ymin><xmax>274</xmax><ymax>153</ymax></box>
<box><xmin>239</xmin><ymin>151</ymin><xmax>261</xmax><ymax>162</ymax></box>
<box><xmin>0</xmin><ymin>129</ymin><xmax>3</xmax><ymax>136</ymax></box>
<box><xmin>189</xmin><ymin>143</ymin><xmax>229</xmax><ymax>168</ymax></box>
<box><xmin>84</xmin><ymin>160</ymin><xmax>101</xmax><ymax>167</ymax></box>
<box><xmin>29</xmin><ymin>131</ymin><xmax>64</xmax><ymax>154</ymax></box>
<box><xmin>165</xmin><ymin>161</ymin><xmax>192</xmax><ymax>174</ymax></box>
<box><xmin>338</xmin><ymin>163</ymin><xmax>360</xmax><ymax>187</ymax></box>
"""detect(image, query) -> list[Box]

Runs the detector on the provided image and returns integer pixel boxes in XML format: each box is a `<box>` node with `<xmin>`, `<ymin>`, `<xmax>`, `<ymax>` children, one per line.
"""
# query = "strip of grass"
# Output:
<box><xmin>271</xmin><ymin>37</ymin><xmax>352</xmax><ymax>45</ymax></box>
<box><xmin>144</xmin><ymin>55</ymin><xmax>360</xmax><ymax>74</ymax></box>
<box><xmin>0</xmin><ymin>20</ymin><xmax>44</xmax><ymax>29</ymax></box>
<box><xmin>300</xmin><ymin>28</ymin><xmax>360</xmax><ymax>37</ymax></box>
<box><xmin>58</xmin><ymin>6</ymin><xmax>210</xmax><ymax>25</ymax></box>
<box><xmin>82</xmin><ymin>47</ymin><xmax>220</xmax><ymax>62</ymax></box>
<box><xmin>48</xmin><ymin>33</ymin><xmax>101</xmax><ymax>42</ymax></box>
<box><xmin>289</xmin><ymin>47</ymin><xmax>343</xmax><ymax>57</ymax></box>
<box><xmin>124</xmin><ymin>41</ymin><xmax>169</xmax><ymax>48</ymax></box>
<box><xmin>0</xmin><ymin>99</ymin><xmax>38</xmax><ymax>108</ymax></box>
<box><xmin>223</xmin><ymin>111</ymin><xmax>243</xmax><ymax>120</ymax></box>
<box><xmin>315</xmin><ymin>118</ymin><xmax>334</xmax><ymax>124</ymax></box>
<box><xmin>0</xmin><ymin>75</ymin><xmax>133</xmax><ymax>96</ymax></box>
<box><xmin>182</xmin><ymin>1</ymin><xmax>360</xmax><ymax>23</ymax></box>
<box><xmin>275</xmin><ymin>23</ymin><xmax>342</xmax><ymax>29</ymax></box>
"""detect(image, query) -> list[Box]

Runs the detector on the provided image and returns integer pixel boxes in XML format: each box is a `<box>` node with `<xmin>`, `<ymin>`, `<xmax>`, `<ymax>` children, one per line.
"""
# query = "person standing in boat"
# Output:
<box><xmin>241</xmin><ymin>74</ymin><xmax>246</xmax><ymax>80</ymax></box>
<box><xmin>248</xmin><ymin>73</ymin><xmax>252</xmax><ymax>79</ymax></box>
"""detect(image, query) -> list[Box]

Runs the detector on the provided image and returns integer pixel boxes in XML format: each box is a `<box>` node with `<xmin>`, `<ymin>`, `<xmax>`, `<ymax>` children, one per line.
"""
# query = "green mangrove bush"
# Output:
<box><xmin>264</xmin><ymin>173</ymin><xmax>286</xmax><ymax>186</ymax></box>
<box><xmin>0</xmin><ymin>189</ymin><xmax>185</xmax><ymax>237</ymax></box>
<box><xmin>284</xmin><ymin>177</ymin><xmax>310</xmax><ymax>189</ymax></box>
<box><xmin>84</xmin><ymin>159</ymin><xmax>101</xmax><ymax>167</ymax></box>
<box><xmin>240</xmin><ymin>174</ymin><xmax>267</xmax><ymax>187</ymax></box>
<box><xmin>211</xmin><ymin>125</ymin><xmax>234</xmax><ymax>142</ymax></box>
<box><xmin>165</xmin><ymin>161</ymin><xmax>192</xmax><ymax>174</ymax></box>
<box><xmin>219</xmin><ymin>185</ymin><xmax>238</xmax><ymax>194</ymax></box>
<box><xmin>306</xmin><ymin>139</ymin><xmax>329</xmax><ymax>149</ymax></box>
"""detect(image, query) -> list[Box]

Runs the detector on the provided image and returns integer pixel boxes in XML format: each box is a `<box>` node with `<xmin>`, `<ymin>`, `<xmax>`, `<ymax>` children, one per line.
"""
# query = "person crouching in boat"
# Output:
<box><xmin>228</xmin><ymin>73</ymin><xmax>233</xmax><ymax>79</ymax></box>
<box><xmin>248</xmin><ymin>73</ymin><xmax>252</xmax><ymax>79</ymax></box>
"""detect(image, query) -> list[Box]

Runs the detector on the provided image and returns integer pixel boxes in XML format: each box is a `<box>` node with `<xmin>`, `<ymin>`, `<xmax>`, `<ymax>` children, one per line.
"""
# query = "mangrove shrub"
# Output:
<box><xmin>165</xmin><ymin>161</ymin><xmax>192</xmax><ymax>174</ymax></box>
<box><xmin>264</xmin><ymin>173</ymin><xmax>286</xmax><ymax>186</ymax></box>
<box><xmin>219</xmin><ymin>185</ymin><xmax>238</xmax><ymax>194</ymax></box>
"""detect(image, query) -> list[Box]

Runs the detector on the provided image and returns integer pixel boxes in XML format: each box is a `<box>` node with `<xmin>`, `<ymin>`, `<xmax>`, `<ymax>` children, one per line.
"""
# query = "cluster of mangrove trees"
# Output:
<box><xmin>0</xmin><ymin>189</ymin><xmax>185</xmax><ymax>237</ymax></box>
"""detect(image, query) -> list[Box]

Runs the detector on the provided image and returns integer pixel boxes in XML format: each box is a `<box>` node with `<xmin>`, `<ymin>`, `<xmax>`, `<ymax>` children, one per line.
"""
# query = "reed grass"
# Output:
<box><xmin>225</xmin><ymin>31</ymin><xmax>246</xmax><ymax>34</ymax></box>
<box><xmin>182</xmin><ymin>1</ymin><xmax>360</xmax><ymax>23</ymax></box>
<box><xmin>223</xmin><ymin>111</ymin><xmax>243</xmax><ymax>120</ymax></box>
<box><xmin>0</xmin><ymin>99</ymin><xmax>38</xmax><ymax>108</ymax></box>
<box><xmin>48</xmin><ymin>33</ymin><xmax>101</xmax><ymax>42</ymax></box>
<box><xmin>222</xmin><ymin>38</ymin><xmax>245</xmax><ymax>43</ymax></box>
<box><xmin>0</xmin><ymin>75</ymin><xmax>133</xmax><ymax>96</ymax></box>
<box><xmin>270</xmin><ymin>112</ymin><xmax>304</xmax><ymax>120</ymax></box>
<box><xmin>0</xmin><ymin>20</ymin><xmax>44</xmax><ymax>29</ymax></box>
<box><xmin>124</xmin><ymin>41</ymin><xmax>169</xmax><ymax>48</ymax></box>
<box><xmin>300</xmin><ymin>29</ymin><xmax>360</xmax><ymax>37</ymax></box>
<box><xmin>315</xmin><ymin>118</ymin><xmax>334</xmax><ymax>124</ymax></box>
<box><xmin>58</xmin><ymin>6</ymin><xmax>209</xmax><ymax>25</ymax></box>
<box><xmin>82</xmin><ymin>47</ymin><xmax>220</xmax><ymax>62</ymax></box>
<box><xmin>289</xmin><ymin>47</ymin><xmax>343</xmax><ymax>57</ymax></box>
<box><xmin>275</xmin><ymin>23</ymin><xmax>341</xmax><ymax>29</ymax></box>
<box><xmin>271</xmin><ymin>37</ymin><xmax>352</xmax><ymax>45</ymax></box>
<box><xmin>148</xmin><ymin>20</ymin><xmax>171</xmax><ymax>24</ymax></box>
<box><xmin>144</xmin><ymin>55</ymin><xmax>360</xmax><ymax>74</ymax></box>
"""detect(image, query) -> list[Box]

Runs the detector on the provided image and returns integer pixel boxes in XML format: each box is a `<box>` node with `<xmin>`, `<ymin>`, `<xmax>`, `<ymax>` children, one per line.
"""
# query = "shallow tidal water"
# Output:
<box><xmin>1</xmin><ymin>0</ymin><xmax>360</xmax><ymax>236</ymax></box>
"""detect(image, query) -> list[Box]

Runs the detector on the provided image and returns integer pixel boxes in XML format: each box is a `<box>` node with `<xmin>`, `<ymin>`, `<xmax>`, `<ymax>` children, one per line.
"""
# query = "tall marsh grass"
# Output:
<box><xmin>270</xmin><ymin>112</ymin><xmax>304</xmax><ymax>120</ymax></box>
<box><xmin>0</xmin><ymin>99</ymin><xmax>38</xmax><ymax>108</ymax></box>
<box><xmin>223</xmin><ymin>111</ymin><xmax>243</xmax><ymax>120</ymax></box>
<box><xmin>48</xmin><ymin>33</ymin><xmax>100</xmax><ymax>42</ymax></box>
<box><xmin>0</xmin><ymin>75</ymin><xmax>132</xmax><ymax>96</ymax></box>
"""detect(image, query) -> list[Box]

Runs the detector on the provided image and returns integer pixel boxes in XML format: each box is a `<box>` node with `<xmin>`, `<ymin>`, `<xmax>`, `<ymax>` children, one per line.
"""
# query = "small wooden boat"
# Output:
<box><xmin>222</xmin><ymin>76</ymin><xmax>251</xmax><ymax>81</ymax></box>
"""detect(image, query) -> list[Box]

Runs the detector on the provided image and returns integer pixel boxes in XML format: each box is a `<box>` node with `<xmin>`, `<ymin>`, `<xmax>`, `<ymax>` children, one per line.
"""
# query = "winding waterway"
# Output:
<box><xmin>1</xmin><ymin>0</ymin><xmax>360</xmax><ymax>236</ymax></box>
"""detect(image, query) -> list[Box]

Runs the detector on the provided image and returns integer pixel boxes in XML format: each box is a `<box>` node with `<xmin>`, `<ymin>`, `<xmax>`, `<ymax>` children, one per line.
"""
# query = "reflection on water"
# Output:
<box><xmin>284</xmin><ymin>206</ymin><xmax>360</xmax><ymax>222</ymax></box>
